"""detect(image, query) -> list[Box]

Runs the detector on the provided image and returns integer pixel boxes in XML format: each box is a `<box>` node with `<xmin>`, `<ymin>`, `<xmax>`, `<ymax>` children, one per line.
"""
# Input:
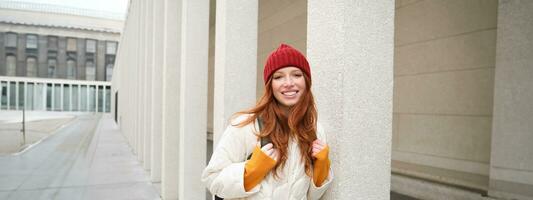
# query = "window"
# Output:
<box><xmin>106</xmin><ymin>42</ymin><xmax>117</xmax><ymax>55</ymax></box>
<box><xmin>86</xmin><ymin>61</ymin><xmax>96</xmax><ymax>81</ymax></box>
<box><xmin>106</xmin><ymin>64</ymin><xmax>113</xmax><ymax>81</ymax></box>
<box><xmin>26</xmin><ymin>57</ymin><xmax>37</xmax><ymax>77</ymax></box>
<box><xmin>67</xmin><ymin>38</ymin><xmax>77</xmax><ymax>52</ymax></box>
<box><xmin>26</xmin><ymin>34</ymin><xmax>38</xmax><ymax>49</ymax></box>
<box><xmin>48</xmin><ymin>59</ymin><xmax>57</xmax><ymax>78</ymax></box>
<box><xmin>5</xmin><ymin>33</ymin><xmax>17</xmax><ymax>48</ymax></box>
<box><xmin>6</xmin><ymin>55</ymin><xmax>16</xmax><ymax>76</ymax></box>
<box><xmin>105</xmin><ymin>55</ymin><xmax>115</xmax><ymax>81</ymax></box>
<box><xmin>67</xmin><ymin>60</ymin><xmax>76</xmax><ymax>79</ymax></box>
<box><xmin>48</xmin><ymin>36</ymin><xmax>58</xmax><ymax>50</ymax></box>
<box><xmin>86</xmin><ymin>40</ymin><xmax>96</xmax><ymax>53</ymax></box>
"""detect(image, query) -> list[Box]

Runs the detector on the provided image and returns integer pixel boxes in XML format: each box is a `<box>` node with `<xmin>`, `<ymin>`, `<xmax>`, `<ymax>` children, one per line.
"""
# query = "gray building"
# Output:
<box><xmin>0</xmin><ymin>1</ymin><xmax>123</xmax><ymax>113</ymax></box>
<box><xmin>0</xmin><ymin>31</ymin><xmax>118</xmax><ymax>81</ymax></box>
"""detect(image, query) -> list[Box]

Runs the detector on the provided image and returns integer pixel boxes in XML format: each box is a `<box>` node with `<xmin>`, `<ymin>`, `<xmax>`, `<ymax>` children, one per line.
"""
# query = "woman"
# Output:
<box><xmin>202</xmin><ymin>43</ymin><xmax>332</xmax><ymax>199</ymax></box>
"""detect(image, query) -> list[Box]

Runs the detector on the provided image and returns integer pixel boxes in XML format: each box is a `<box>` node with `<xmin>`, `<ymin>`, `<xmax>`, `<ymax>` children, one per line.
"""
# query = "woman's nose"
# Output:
<box><xmin>284</xmin><ymin>77</ymin><xmax>295</xmax><ymax>86</ymax></box>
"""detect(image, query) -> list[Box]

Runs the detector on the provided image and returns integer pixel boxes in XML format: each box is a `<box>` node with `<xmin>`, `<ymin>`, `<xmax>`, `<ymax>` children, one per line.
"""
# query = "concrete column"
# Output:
<box><xmin>128</xmin><ymin>1</ymin><xmax>140</xmax><ymax>149</ymax></box>
<box><xmin>143</xmin><ymin>0</ymin><xmax>154</xmax><ymax>170</ymax></box>
<box><xmin>178</xmin><ymin>1</ymin><xmax>209</xmax><ymax>199</ymax></box>
<box><xmin>213</xmin><ymin>0</ymin><xmax>258</xmax><ymax>146</ymax></box>
<box><xmin>307</xmin><ymin>0</ymin><xmax>394</xmax><ymax>199</ymax></box>
<box><xmin>150</xmin><ymin>0</ymin><xmax>164</xmax><ymax>183</ymax></box>
<box><xmin>161</xmin><ymin>0</ymin><xmax>182</xmax><ymax>198</ymax></box>
<box><xmin>489</xmin><ymin>1</ymin><xmax>533</xmax><ymax>199</ymax></box>
<box><xmin>136</xmin><ymin>0</ymin><xmax>145</xmax><ymax>161</ymax></box>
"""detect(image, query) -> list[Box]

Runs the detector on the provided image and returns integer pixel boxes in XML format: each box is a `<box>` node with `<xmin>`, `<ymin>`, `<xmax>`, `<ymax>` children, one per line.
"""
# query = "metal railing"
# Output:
<box><xmin>0</xmin><ymin>76</ymin><xmax>111</xmax><ymax>113</ymax></box>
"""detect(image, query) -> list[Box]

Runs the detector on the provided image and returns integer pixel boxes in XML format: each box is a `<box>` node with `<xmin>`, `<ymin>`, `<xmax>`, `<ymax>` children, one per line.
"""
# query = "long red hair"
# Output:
<box><xmin>233</xmin><ymin>74</ymin><xmax>317</xmax><ymax>177</ymax></box>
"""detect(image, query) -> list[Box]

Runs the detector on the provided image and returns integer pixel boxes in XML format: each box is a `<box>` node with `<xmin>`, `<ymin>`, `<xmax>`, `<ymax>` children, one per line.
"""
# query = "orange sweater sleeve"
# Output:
<box><xmin>244</xmin><ymin>146</ymin><xmax>276</xmax><ymax>191</ymax></box>
<box><xmin>313</xmin><ymin>146</ymin><xmax>330</xmax><ymax>187</ymax></box>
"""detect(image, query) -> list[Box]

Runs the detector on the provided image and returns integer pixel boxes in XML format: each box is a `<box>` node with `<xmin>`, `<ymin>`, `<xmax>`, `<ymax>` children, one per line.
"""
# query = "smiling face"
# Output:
<box><xmin>271</xmin><ymin>66</ymin><xmax>307</xmax><ymax>109</ymax></box>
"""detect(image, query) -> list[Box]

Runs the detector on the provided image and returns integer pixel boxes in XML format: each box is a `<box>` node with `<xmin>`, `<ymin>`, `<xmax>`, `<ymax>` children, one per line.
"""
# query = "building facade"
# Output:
<box><xmin>0</xmin><ymin>1</ymin><xmax>122</xmax><ymax>113</ymax></box>
<box><xmin>0</xmin><ymin>31</ymin><xmax>118</xmax><ymax>81</ymax></box>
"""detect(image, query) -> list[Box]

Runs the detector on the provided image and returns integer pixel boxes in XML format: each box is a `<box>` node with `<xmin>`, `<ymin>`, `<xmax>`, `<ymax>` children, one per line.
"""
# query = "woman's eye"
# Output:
<box><xmin>294</xmin><ymin>74</ymin><xmax>303</xmax><ymax>77</ymax></box>
<box><xmin>273</xmin><ymin>76</ymin><xmax>282</xmax><ymax>80</ymax></box>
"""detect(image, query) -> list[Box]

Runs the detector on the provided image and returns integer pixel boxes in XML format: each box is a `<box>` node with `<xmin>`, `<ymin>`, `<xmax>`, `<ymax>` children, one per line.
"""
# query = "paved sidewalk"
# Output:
<box><xmin>0</xmin><ymin>114</ymin><xmax>160</xmax><ymax>200</ymax></box>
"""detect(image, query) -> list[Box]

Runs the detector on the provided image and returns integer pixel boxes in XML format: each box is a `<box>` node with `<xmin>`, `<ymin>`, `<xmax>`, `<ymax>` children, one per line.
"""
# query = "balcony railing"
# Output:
<box><xmin>0</xmin><ymin>76</ymin><xmax>111</xmax><ymax>113</ymax></box>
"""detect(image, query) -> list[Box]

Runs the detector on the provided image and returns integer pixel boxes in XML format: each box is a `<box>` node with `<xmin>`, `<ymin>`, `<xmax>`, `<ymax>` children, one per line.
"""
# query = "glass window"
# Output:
<box><xmin>67</xmin><ymin>60</ymin><xmax>76</xmax><ymax>79</ymax></box>
<box><xmin>46</xmin><ymin>83</ymin><xmax>52</xmax><ymax>111</ymax></box>
<box><xmin>106</xmin><ymin>64</ymin><xmax>113</xmax><ymax>81</ymax></box>
<box><xmin>67</xmin><ymin>38</ymin><xmax>77</xmax><ymax>52</ymax></box>
<box><xmin>88</xmin><ymin>85</ymin><xmax>96</xmax><ymax>112</ymax></box>
<box><xmin>63</xmin><ymin>84</ymin><xmax>70</xmax><ymax>111</ymax></box>
<box><xmin>26</xmin><ymin>57</ymin><xmax>38</xmax><ymax>77</ymax></box>
<box><xmin>18</xmin><ymin>82</ymin><xmax>24</xmax><ymax>109</ymax></box>
<box><xmin>97</xmin><ymin>86</ymin><xmax>103</xmax><ymax>112</ymax></box>
<box><xmin>80</xmin><ymin>85</ymin><xmax>87</xmax><ymax>111</ymax></box>
<box><xmin>86</xmin><ymin>40</ymin><xmax>96</xmax><ymax>53</ymax></box>
<box><xmin>72</xmin><ymin>85</ymin><xmax>79</xmax><ymax>111</ymax></box>
<box><xmin>6</xmin><ymin>55</ymin><xmax>16</xmax><ymax>76</ymax></box>
<box><xmin>1</xmin><ymin>82</ymin><xmax>7</xmax><ymax>109</ymax></box>
<box><xmin>86</xmin><ymin>61</ymin><xmax>96</xmax><ymax>81</ymax></box>
<box><xmin>105</xmin><ymin>86</ymin><xmax>111</xmax><ymax>112</ymax></box>
<box><xmin>26</xmin><ymin>34</ymin><xmax>38</xmax><ymax>49</ymax></box>
<box><xmin>106</xmin><ymin>42</ymin><xmax>117</xmax><ymax>55</ymax></box>
<box><xmin>35</xmin><ymin>83</ymin><xmax>44</xmax><ymax>110</ymax></box>
<box><xmin>10</xmin><ymin>82</ymin><xmax>16</xmax><ymax>109</ymax></box>
<box><xmin>48</xmin><ymin>59</ymin><xmax>57</xmax><ymax>78</ymax></box>
<box><xmin>5</xmin><ymin>33</ymin><xmax>17</xmax><ymax>48</ymax></box>
<box><xmin>48</xmin><ymin>36</ymin><xmax>58</xmax><ymax>49</ymax></box>
<box><xmin>26</xmin><ymin>83</ymin><xmax>34</xmax><ymax>110</ymax></box>
<box><xmin>54</xmin><ymin>84</ymin><xmax>61</xmax><ymax>111</ymax></box>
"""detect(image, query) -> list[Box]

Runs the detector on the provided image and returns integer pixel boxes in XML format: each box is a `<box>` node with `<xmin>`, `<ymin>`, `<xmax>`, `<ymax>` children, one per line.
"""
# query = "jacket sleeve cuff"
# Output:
<box><xmin>244</xmin><ymin>146</ymin><xmax>276</xmax><ymax>191</ymax></box>
<box><xmin>308</xmin><ymin>166</ymin><xmax>334</xmax><ymax>200</ymax></box>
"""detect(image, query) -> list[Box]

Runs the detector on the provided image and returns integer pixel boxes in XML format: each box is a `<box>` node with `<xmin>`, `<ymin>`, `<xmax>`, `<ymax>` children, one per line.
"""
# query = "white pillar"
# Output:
<box><xmin>137</xmin><ymin>0</ymin><xmax>146</xmax><ymax>162</ymax></box>
<box><xmin>213</xmin><ymin>0</ymin><xmax>258</xmax><ymax>146</ymax></box>
<box><xmin>161</xmin><ymin>0</ymin><xmax>182</xmax><ymax>198</ymax></box>
<box><xmin>143</xmin><ymin>0</ymin><xmax>154</xmax><ymax>170</ymax></box>
<box><xmin>489</xmin><ymin>1</ymin><xmax>533</xmax><ymax>199</ymax></box>
<box><xmin>150</xmin><ymin>0</ymin><xmax>164</xmax><ymax>183</ymax></box>
<box><xmin>178</xmin><ymin>0</ymin><xmax>209</xmax><ymax>199</ymax></box>
<box><xmin>308</xmin><ymin>0</ymin><xmax>394</xmax><ymax>199</ymax></box>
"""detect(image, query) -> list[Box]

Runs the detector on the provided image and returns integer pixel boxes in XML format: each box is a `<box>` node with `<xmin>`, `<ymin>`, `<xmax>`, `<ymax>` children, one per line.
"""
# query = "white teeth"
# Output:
<box><xmin>283</xmin><ymin>91</ymin><xmax>297</xmax><ymax>96</ymax></box>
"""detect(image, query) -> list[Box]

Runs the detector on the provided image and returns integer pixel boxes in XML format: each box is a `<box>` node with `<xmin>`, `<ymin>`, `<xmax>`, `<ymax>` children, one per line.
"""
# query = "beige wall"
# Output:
<box><xmin>256</xmin><ymin>0</ymin><xmax>307</xmax><ymax>98</ymax></box>
<box><xmin>392</xmin><ymin>0</ymin><xmax>498</xmax><ymax>177</ymax></box>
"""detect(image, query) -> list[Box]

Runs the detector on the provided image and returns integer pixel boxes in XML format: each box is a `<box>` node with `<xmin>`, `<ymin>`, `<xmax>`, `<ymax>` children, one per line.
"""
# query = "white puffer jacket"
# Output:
<box><xmin>202</xmin><ymin>115</ymin><xmax>333</xmax><ymax>199</ymax></box>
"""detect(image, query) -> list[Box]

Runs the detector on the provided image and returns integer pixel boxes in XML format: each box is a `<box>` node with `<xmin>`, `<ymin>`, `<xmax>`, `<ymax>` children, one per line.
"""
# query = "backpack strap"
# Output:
<box><xmin>247</xmin><ymin>117</ymin><xmax>271</xmax><ymax>160</ymax></box>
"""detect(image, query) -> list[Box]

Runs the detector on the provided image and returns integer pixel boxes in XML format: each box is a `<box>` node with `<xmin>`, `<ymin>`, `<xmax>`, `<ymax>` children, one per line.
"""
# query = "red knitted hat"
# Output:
<box><xmin>263</xmin><ymin>43</ymin><xmax>311</xmax><ymax>84</ymax></box>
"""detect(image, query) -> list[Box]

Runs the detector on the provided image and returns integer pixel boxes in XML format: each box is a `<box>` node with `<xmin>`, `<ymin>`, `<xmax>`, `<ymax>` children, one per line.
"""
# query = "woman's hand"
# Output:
<box><xmin>260</xmin><ymin>142</ymin><xmax>279</xmax><ymax>161</ymax></box>
<box><xmin>311</xmin><ymin>139</ymin><xmax>328</xmax><ymax>159</ymax></box>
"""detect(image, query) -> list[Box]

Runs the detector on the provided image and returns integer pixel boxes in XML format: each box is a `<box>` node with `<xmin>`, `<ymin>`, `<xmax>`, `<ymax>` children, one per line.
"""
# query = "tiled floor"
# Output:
<box><xmin>0</xmin><ymin>114</ymin><xmax>160</xmax><ymax>200</ymax></box>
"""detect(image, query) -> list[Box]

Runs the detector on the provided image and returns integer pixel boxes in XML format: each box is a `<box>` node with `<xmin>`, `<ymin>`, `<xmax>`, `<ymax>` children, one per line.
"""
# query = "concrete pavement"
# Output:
<box><xmin>0</xmin><ymin>114</ymin><xmax>160</xmax><ymax>200</ymax></box>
